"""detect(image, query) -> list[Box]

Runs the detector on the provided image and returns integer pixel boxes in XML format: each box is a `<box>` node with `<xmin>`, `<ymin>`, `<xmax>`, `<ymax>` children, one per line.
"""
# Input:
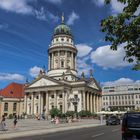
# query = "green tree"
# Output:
<box><xmin>101</xmin><ymin>0</ymin><xmax>140</xmax><ymax>70</ymax></box>
<box><xmin>78</xmin><ymin>110</ymin><xmax>92</xmax><ymax>117</ymax></box>
<box><xmin>66</xmin><ymin>111</ymin><xmax>75</xmax><ymax>117</ymax></box>
<box><xmin>49</xmin><ymin>108</ymin><xmax>61</xmax><ymax>118</ymax></box>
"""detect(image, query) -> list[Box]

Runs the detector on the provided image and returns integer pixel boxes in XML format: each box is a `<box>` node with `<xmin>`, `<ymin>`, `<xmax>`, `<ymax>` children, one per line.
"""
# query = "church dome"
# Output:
<box><xmin>53</xmin><ymin>23</ymin><xmax>72</xmax><ymax>36</ymax></box>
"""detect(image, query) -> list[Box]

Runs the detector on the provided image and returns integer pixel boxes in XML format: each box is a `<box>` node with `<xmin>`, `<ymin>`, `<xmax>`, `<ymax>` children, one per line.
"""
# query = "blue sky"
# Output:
<box><xmin>0</xmin><ymin>0</ymin><xmax>140</xmax><ymax>89</ymax></box>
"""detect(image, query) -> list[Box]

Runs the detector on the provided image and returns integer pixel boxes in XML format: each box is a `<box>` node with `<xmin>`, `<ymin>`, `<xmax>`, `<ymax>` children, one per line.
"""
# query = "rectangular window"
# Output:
<box><xmin>4</xmin><ymin>103</ymin><xmax>8</xmax><ymax>111</ymax></box>
<box><xmin>60</xmin><ymin>105</ymin><xmax>62</xmax><ymax>112</ymax></box>
<box><xmin>61</xmin><ymin>60</ymin><xmax>64</xmax><ymax>68</ymax></box>
<box><xmin>109</xmin><ymin>90</ymin><xmax>114</xmax><ymax>92</ymax></box>
<box><xmin>13</xmin><ymin>103</ymin><xmax>17</xmax><ymax>111</ymax></box>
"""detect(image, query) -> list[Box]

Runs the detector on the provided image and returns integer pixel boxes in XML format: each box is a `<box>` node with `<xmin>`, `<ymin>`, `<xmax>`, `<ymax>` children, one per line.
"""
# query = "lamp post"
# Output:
<box><xmin>69</xmin><ymin>96</ymin><xmax>80</xmax><ymax>117</ymax></box>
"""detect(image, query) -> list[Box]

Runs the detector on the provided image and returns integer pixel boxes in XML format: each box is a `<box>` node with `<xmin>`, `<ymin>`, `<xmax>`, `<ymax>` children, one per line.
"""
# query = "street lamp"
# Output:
<box><xmin>69</xmin><ymin>96</ymin><xmax>80</xmax><ymax>116</ymax></box>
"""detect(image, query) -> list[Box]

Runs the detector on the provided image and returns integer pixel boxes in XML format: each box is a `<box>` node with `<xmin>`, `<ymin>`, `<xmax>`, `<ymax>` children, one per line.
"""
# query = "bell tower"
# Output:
<box><xmin>47</xmin><ymin>15</ymin><xmax>77</xmax><ymax>79</ymax></box>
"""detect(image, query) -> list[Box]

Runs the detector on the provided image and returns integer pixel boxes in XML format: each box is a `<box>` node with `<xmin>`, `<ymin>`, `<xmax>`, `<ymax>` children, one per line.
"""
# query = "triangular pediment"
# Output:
<box><xmin>88</xmin><ymin>81</ymin><xmax>98</xmax><ymax>89</ymax></box>
<box><xmin>87</xmin><ymin>79</ymin><xmax>100</xmax><ymax>90</ymax></box>
<box><xmin>29</xmin><ymin>77</ymin><xmax>59</xmax><ymax>88</ymax></box>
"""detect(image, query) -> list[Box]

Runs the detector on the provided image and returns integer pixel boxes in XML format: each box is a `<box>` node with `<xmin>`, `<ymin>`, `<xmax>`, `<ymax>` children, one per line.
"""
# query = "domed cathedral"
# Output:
<box><xmin>48</xmin><ymin>16</ymin><xmax>77</xmax><ymax>80</ymax></box>
<box><xmin>24</xmin><ymin>15</ymin><xmax>102</xmax><ymax>117</ymax></box>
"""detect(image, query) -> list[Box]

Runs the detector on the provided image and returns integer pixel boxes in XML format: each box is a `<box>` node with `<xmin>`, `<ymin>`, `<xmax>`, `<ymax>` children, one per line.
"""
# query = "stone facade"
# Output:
<box><xmin>25</xmin><ymin>17</ymin><xmax>102</xmax><ymax>116</ymax></box>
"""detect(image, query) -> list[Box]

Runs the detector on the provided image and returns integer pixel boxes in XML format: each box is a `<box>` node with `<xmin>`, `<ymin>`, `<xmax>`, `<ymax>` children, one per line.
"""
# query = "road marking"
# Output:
<box><xmin>92</xmin><ymin>132</ymin><xmax>104</xmax><ymax>138</ymax></box>
<box><xmin>112</xmin><ymin>129</ymin><xmax>119</xmax><ymax>132</ymax></box>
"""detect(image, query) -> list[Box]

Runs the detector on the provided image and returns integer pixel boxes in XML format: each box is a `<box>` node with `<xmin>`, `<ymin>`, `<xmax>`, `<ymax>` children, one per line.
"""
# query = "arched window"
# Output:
<box><xmin>61</xmin><ymin>60</ymin><xmax>64</xmax><ymax>68</ymax></box>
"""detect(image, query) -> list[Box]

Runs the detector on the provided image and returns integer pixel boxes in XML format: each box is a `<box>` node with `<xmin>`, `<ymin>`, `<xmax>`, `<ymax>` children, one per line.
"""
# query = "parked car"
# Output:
<box><xmin>106</xmin><ymin>115</ymin><xmax>120</xmax><ymax>125</ymax></box>
<box><xmin>122</xmin><ymin>112</ymin><xmax>140</xmax><ymax>140</ymax></box>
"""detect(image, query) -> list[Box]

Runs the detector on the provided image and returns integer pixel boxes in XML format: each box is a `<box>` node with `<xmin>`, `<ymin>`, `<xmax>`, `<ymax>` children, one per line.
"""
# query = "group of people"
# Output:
<box><xmin>0</xmin><ymin>114</ymin><xmax>18</xmax><ymax>131</ymax></box>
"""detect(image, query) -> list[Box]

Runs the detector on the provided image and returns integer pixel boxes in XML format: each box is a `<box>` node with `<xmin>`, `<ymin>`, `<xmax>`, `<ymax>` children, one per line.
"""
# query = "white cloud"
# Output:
<box><xmin>67</xmin><ymin>11</ymin><xmax>79</xmax><ymax>25</ymax></box>
<box><xmin>0</xmin><ymin>73</ymin><xmax>25</xmax><ymax>81</ymax></box>
<box><xmin>77</xmin><ymin>56</ymin><xmax>93</xmax><ymax>76</ymax></box>
<box><xmin>34</xmin><ymin>7</ymin><xmax>47</xmax><ymax>21</ymax></box>
<box><xmin>0</xmin><ymin>0</ymin><xmax>33</xmax><ymax>14</ymax></box>
<box><xmin>76</xmin><ymin>44</ymin><xmax>92</xmax><ymax>57</ymax></box>
<box><xmin>47</xmin><ymin>11</ymin><xmax>59</xmax><ymax>22</ymax></box>
<box><xmin>110</xmin><ymin>0</ymin><xmax>126</xmax><ymax>14</ymax></box>
<box><xmin>102</xmin><ymin>78</ymin><xmax>139</xmax><ymax>86</ymax></box>
<box><xmin>90</xmin><ymin>44</ymin><xmax>133</xmax><ymax>69</ymax></box>
<box><xmin>0</xmin><ymin>23</ymin><xmax>8</xmax><ymax>29</ymax></box>
<box><xmin>33</xmin><ymin>7</ymin><xmax>59</xmax><ymax>22</ymax></box>
<box><xmin>92</xmin><ymin>0</ymin><xmax>104</xmax><ymax>7</ymax></box>
<box><xmin>134</xmin><ymin>5</ymin><xmax>140</xmax><ymax>16</ymax></box>
<box><xmin>29</xmin><ymin>66</ymin><xmax>41</xmax><ymax>77</ymax></box>
<box><xmin>93</xmin><ymin>0</ymin><xmax>126</xmax><ymax>14</ymax></box>
<box><xmin>46</xmin><ymin>0</ymin><xmax>62</xmax><ymax>4</ymax></box>
<box><xmin>0</xmin><ymin>1</ymin><xmax>59</xmax><ymax>22</ymax></box>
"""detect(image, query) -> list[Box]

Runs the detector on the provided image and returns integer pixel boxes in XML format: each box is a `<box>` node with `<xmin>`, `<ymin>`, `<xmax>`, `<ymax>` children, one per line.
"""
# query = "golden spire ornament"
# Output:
<box><xmin>61</xmin><ymin>13</ymin><xmax>64</xmax><ymax>23</ymax></box>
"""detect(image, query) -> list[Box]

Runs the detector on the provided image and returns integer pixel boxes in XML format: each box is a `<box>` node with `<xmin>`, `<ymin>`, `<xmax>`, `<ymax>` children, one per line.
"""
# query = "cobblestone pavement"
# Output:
<box><xmin>0</xmin><ymin>119</ymin><xmax>105</xmax><ymax>139</ymax></box>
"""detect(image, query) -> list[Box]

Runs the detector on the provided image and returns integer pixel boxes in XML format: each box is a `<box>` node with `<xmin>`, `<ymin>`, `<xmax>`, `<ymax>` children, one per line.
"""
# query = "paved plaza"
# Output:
<box><xmin>0</xmin><ymin>118</ymin><xmax>104</xmax><ymax>139</ymax></box>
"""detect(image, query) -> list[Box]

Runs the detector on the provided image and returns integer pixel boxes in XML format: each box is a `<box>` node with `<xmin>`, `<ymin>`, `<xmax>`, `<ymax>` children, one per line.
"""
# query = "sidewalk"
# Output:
<box><xmin>0</xmin><ymin>119</ymin><xmax>105</xmax><ymax>139</ymax></box>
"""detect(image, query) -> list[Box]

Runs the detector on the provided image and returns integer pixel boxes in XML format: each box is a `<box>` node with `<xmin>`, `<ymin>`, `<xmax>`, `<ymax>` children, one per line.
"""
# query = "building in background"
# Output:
<box><xmin>24</xmin><ymin>16</ymin><xmax>102</xmax><ymax>117</ymax></box>
<box><xmin>0</xmin><ymin>83</ymin><xmax>24</xmax><ymax>118</ymax></box>
<box><xmin>102</xmin><ymin>83</ymin><xmax>140</xmax><ymax>111</ymax></box>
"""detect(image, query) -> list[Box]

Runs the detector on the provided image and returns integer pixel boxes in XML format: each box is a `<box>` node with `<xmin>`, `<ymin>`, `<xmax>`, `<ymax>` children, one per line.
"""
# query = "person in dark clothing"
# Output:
<box><xmin>13</xmin><ymin>114</ymin><xmax>18</xmax><ymax>128</ymax></box>
<box><xmin>1</xmin><ymin>115</ymin><xmax>6</xmax><ymax>130</ymax></box>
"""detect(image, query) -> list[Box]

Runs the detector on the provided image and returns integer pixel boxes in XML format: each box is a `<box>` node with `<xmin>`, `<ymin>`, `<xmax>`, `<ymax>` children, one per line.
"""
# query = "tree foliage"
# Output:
<box><xmin>78</xmin><ymin>110</ymin><xmax>92</xmax><ymax>117</ymax></box>
<box><xmin>49</xmin><ymin>108</ymin><xmax>61</xmax><ymax>118</ymax></box>
<box><xmin>101</xmin><ymin>0</ymin><xmax>140</xmax><ymax>70</ymax></box>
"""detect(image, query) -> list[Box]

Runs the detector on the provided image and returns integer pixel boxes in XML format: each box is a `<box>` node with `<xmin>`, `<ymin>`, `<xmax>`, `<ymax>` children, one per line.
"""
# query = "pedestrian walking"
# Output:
<box><xmin>1</xmin><ymin>115</ymin><xmax>6</xmax><ymax>131</ymax></box>
<box><xmin>13</xmin><ymin>114</ymin><xmax>18</xmax><ymax>128</ymax></box>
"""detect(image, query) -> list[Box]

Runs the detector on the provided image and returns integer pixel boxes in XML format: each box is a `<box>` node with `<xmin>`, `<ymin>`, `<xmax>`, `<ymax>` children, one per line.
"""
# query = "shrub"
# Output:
<box><xmin>49</xmin><ymin>108</ymin><xmax>61</xmax><ymax>118</ymax></box>
<box><xmin>9</xmin><ymin>114</ymin><xmax>13</xmax><ymax>119</ymax></box>
<box><xmin>66</xmin><ymin>111</ymin><xmax>75</xmax><ymax>117</ymax></box>
<box><xmin>78</xmin><ymin>110</ymin><xmax>92</xmax><ymax>117</ymax></box>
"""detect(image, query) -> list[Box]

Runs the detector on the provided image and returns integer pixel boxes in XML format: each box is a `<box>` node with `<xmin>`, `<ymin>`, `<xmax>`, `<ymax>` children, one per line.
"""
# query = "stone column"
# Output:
<box><xmin>87</xmin><ymin>92</ymin><xmax>89</xmax><ymax>111</ymax></box>
<box><xmin>51</xmin><ymin>52</ymin><xmax>54</xmax><ymax>69</ymax></box>
<box><xmin>38</xmin><ymin>92</ymin><xmax>41</xmax><ymax>115</ymax></box>
<box><xmin>24</xmin><ymin>94</ymin><xmax>27</xmax><ymax>113</ymax></box>
<box><xmin>96</xmin><ymin>95</ymin><xmax>99</xmax><ymax>112</ymax></box>
<box><xmin>58</xmin><ymin>51</ymin><xmax>60</xmax><ymax>68</ymax></box>
<box><xmin>65</xmin><ymin>91</ymin><xmax>68</xmax><ymax>113</ymax></box>
<box><xmin>74</xmin><ymin>53</ymin><xmax>76</xmax><ymax>70</ymax></box>
<box><xmin>72</xmin><ymin>52</ymin><xmax>74</xmax><ymax>69</ymax></box>
<box><xmin>31</xmin><ymin>93</ymin><xmax>34</xmax><ymax>115</ymax></box>
<box><xmin>93</xmin><ymin>94</ymin><xmax>96</xmax><ymax>113</ymax></box>
<box><xmin>54</xmin><ymin>91</ymin><xmax>57</xmax><ymax>108</ymax></box>
<box><xmin>90</xmin><ymin>93</ymin><xmax>93</xmax><ymax>113</ymax></box>
<box><xmin>62</xmin><ymin>91</ymin><xmax>65</xmax><ymax>113</ymax></box>
<box><xmin>65</xmin><ymin>51</ymin><xmax>67</xmax><ymax>68</ymax></box>
<box><xmin>99</xmin><ymin>96</ymin><xmax>102</xmax><ymax>111</ymax></box>
<box><xmin>41</xmin><ymin>93</ymin><xmax>44</xmax><ymax>114</ymax></box>
<box><xmin>83</xmin><ymin>91</ymin><xmax>86</xmax><ymax>110</ymax></box>
<box><xmin>45</xmin><ymin>91</ymin><xmax>49</xmax><ymax>114</ymax></box>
